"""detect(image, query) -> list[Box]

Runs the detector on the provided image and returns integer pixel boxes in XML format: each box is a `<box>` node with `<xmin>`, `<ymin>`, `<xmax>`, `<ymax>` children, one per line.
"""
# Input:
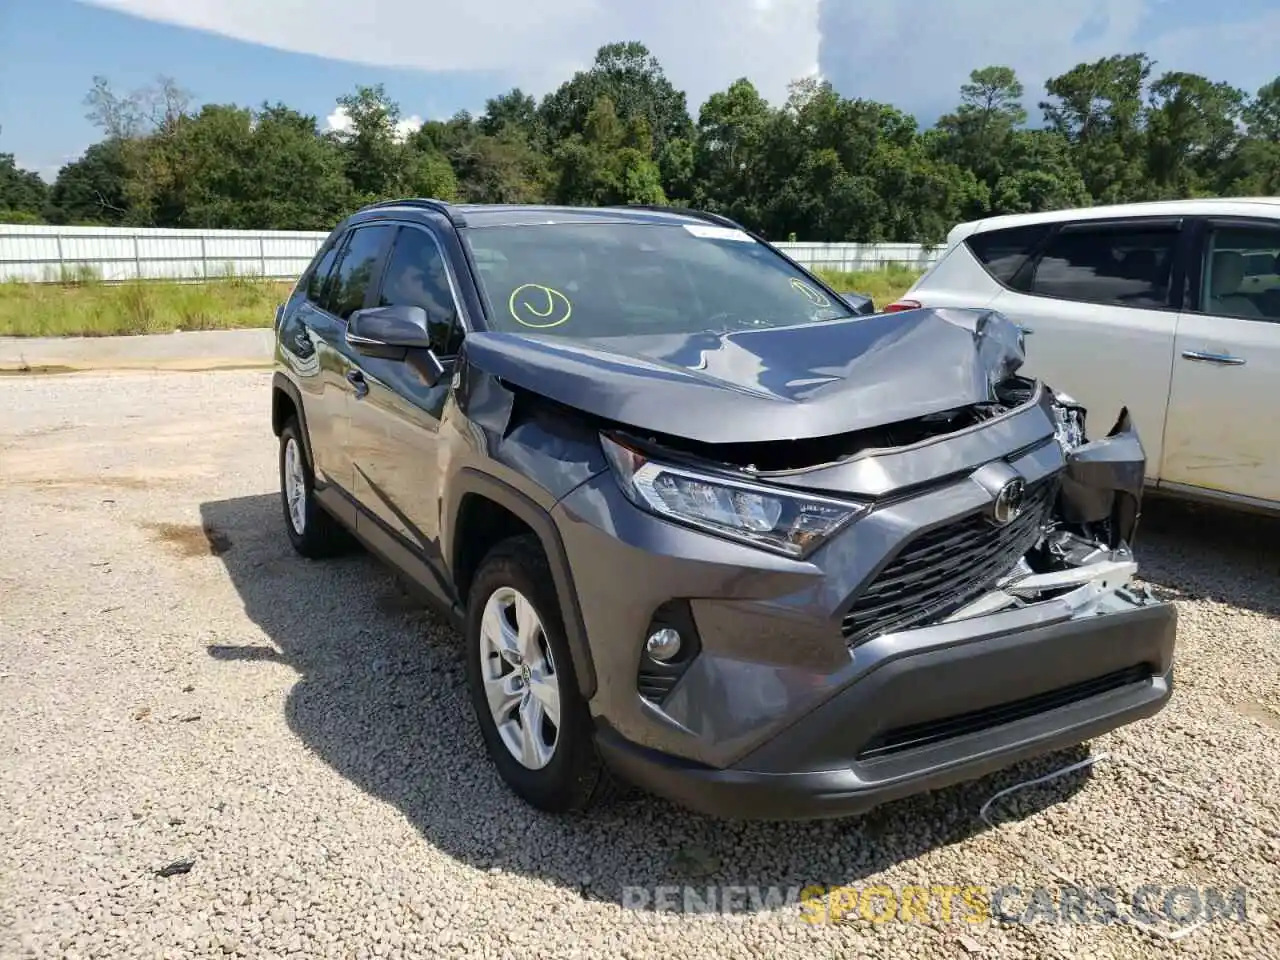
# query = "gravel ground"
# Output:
<box><xmin>2</xmin><ymin>369</ymin><xmax>1278</xmax><ymax>960</ymax></box>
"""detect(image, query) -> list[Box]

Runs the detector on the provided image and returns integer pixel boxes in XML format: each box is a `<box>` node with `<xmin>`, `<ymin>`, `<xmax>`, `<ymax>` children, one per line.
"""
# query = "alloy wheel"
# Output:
<box><xmin>478</xmin><ymin>586</ymin><xmax>561</xmax><ymax>770</ymax></box>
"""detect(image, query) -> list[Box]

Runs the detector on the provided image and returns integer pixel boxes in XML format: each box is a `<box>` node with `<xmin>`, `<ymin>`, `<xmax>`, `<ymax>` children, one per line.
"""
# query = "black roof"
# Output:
<box><xmin>350</xmin><ymin>198</ymin><xmax>744</xmax><ymax>231</ymax></box>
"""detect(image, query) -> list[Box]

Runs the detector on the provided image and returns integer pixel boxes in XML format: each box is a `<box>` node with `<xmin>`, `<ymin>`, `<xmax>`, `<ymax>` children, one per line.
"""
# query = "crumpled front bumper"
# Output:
<box><xmin>597</xmin><ymin>576</ymin><xmax>1175</xmax><ymax>820</ymax></box>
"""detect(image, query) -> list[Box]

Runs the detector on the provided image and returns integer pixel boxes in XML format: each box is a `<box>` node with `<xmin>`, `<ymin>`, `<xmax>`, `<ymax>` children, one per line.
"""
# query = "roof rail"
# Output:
<box><xmin>617</xmin><ymin>204</ymin><xmax>746</xmax><ymax>231</ymax></box>
<box><xmin>356</xmin><ymin>197</ymin><xmax>467</xmax><ymax>227</ymax></box>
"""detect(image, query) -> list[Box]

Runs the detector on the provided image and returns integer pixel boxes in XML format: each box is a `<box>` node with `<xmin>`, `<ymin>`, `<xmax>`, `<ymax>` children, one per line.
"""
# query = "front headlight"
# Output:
<box><xmin>600</xmin><ymin>434</ymin><xmax>865</xmax><ymax>558</ymax></box>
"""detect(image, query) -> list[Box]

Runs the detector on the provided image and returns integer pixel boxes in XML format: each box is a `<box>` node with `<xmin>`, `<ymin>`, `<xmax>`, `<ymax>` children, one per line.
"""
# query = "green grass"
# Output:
<box><xmin>0</xmin><ymin>264</ymin><xmax>924</xmax><ymax>338</ymax></box>
<box><xmin>815</xmin><ymin>264</ymin><xmax>923</xmax><ymax>309</ymax></box>
<box><xmin>0</xmin><ymin>276</ymin><xmax>293</xmax><ymax>337</ymax></box>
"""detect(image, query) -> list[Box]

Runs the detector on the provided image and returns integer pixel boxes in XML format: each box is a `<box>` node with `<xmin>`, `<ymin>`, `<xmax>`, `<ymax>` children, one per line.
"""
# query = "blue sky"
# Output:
<box><xmin>2</xmin><ymin>0</ymin><xmax>1277</xmax><ymax>182</ymax></box>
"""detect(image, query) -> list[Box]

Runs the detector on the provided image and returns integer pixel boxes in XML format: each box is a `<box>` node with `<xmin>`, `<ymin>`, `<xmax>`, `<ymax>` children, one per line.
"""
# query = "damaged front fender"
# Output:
<box><xmin>1058</xmin><ymin>406</ymin><xmax>1146</xmax><ymax>547</ymax></box>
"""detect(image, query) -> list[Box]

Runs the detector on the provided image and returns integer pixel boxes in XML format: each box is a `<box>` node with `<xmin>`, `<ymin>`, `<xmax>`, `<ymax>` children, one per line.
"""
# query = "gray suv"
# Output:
<box><xmin>270</xmin><ymin>199</ymin><xmax>1177</xmax><ymax>820</ymax></box>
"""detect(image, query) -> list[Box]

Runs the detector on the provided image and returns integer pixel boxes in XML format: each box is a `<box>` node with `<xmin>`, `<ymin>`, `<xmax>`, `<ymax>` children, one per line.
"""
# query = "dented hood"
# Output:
<box><xmin>460</xmin><ymin>307</ymin><xmax>1027</xmax><ymax>444</ymax></box>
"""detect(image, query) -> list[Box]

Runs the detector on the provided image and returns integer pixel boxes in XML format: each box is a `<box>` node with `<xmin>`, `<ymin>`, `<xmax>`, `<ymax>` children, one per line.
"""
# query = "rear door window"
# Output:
<box><xmin>964</xmin><ymin>224</ymin><xmax>1052</xmax><ymax>289</ymax></box>
<box><xmin>1028</xmin><ymin>223</ymin><xmax>1179</xmax><ymax>309</ymax></box>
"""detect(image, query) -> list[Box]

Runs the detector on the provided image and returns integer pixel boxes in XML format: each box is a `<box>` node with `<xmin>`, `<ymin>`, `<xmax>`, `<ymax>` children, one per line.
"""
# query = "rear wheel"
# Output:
<box><xmin>464</xmin><ymin>534</ymin><xmax>619</xmax><ymax>813</ymax></box>
<box><xmin>278</xmin><ymin>417</ymin><xmax>351</xmax><ymax>558</ymax></box>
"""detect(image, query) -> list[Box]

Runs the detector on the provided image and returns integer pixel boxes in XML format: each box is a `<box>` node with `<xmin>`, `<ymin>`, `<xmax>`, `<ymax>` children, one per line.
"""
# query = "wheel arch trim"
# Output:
<box><xmin>445</xmin><ymin>468</ymin><xmax>598</xmax><ymax>699</ymax></box>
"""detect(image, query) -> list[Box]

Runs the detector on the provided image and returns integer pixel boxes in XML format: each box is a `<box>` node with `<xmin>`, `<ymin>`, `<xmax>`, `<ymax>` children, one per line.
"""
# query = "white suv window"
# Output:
<box><xmin>964</xmin><ymin>224</ymin><xmax>1052</xmax><ymax>289</ymax></box>
<box><xmin>1201</xmin><ymin>225</ymin><xmax>1280</xmax><ymax>322</ymax></box>
<box><xmin>1028</xmin><ymin>223</ymin><xmax>1178</xmax><ymax>310</ymax></box>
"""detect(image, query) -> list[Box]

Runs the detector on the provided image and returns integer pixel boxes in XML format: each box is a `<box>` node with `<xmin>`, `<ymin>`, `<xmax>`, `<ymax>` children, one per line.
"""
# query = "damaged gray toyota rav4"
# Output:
<box><xmin>271</xmin><ymin>199</ymin><xmax>1177</xmax><ymax>820</ymax></box>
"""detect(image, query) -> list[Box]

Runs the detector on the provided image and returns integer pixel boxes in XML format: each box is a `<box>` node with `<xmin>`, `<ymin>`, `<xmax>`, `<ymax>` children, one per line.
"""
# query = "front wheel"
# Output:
<box><xmin>278</xmin><ymin>418</ymin><xmax>351</xmax><ymax>559</ymax></box>
<box><xmin>463</xmin><ymin>534</ymin><xmax>619</xmax><ymax>813</ymax></box>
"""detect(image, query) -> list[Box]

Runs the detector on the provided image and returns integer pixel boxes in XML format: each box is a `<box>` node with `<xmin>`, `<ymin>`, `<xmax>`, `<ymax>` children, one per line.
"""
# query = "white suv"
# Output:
<box><xmin>894</xmin><ymin>198</ymin><xmax>1280</xmax><ymax>514</ymax></box>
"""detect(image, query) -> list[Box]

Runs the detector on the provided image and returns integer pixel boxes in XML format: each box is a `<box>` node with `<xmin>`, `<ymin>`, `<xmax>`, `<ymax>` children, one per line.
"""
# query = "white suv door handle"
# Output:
<box><xmin>1182</xmin><ymin>350</ymin><xmax>1246</xmax><ymax>366</ymax></box>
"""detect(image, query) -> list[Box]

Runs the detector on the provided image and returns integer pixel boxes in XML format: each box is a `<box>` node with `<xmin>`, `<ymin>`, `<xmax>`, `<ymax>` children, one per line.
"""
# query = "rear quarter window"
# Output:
<box><xmin>304</xmin><ymin>237</ymin><xmax>344</xmax><ymax>306</ymax></box>
<box><xmin>964</xmin><ymin>224</ymin><xmax>1053</xmax><ymax>289</ymax></box>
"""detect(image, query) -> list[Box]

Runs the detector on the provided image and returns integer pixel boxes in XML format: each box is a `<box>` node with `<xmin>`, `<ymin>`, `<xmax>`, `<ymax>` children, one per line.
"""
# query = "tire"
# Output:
<box><xmin>464</xmin><ymin>534</ymin><xmax>620</xmax><ymax>814</ymax></box>
<box><xmin>278</xmin><ymin>417</ymin><xmax>352</xmax><ymax>559</ymax></box>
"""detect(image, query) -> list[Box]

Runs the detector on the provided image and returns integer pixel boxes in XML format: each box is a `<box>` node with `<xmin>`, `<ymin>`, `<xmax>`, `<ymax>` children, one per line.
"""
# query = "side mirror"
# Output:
<box><xmin>346</xmin><ymin>304</ymin><xmax>448</xmax><ymax>386</ymax></box>
<box><xmin>836</xmin><ymin>291</ymin><xmax>876</xmax><ymax>315</ymax></box>
<box><xmin>347</xmin><ymin>304</ymin><xmax>432</xmax><ymax>359</ymax></box>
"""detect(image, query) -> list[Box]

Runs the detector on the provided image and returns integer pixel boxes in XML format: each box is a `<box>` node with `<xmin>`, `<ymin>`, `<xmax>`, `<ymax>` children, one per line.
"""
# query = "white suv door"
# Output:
<box><xmin>982</xmin><ymin>219</ymin><xmax>1184</xmax><ymax>479</ymax></box>
<box><xmin>1161</xmin><ymin>218</ymin><xmax>1280</xmax><ymax>505</ymax></box>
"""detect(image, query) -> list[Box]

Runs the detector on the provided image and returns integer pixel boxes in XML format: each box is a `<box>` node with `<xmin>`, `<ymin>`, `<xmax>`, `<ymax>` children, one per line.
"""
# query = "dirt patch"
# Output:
<box><xmin>1237</xmin><ymin>701</ymin><xmax>1280</xmax><ymax>732</ymax></box>
<box><xmin>0</xmin><ymin>361</ymin><xmax>270</xmax><ymax>375</ymax></box>
<box><xmin>0</xmin><ymin>364</ymin><xmax>77</xmax><ymax>376</ymax></box>
<box><xmin>9</xmin><ymin>475</ymin><xmax>161</xmax><ymax>491</ymax></box>
<box><xmin>144</xmin><ymin>522</ymin><xmax>233</xmax><ymax>557</ymax></box>
<box><xmin>14</xmin><ymin>424</ymin><xmax>78</xmax><ymax>441</ymax></box>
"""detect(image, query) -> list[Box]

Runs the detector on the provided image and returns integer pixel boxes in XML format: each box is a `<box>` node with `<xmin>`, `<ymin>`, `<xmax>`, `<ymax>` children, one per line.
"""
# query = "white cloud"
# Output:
<box><xmin>80</xmin><ymin>0</ymin><xmax>1276</xmax><ymax>121</ymax></box>
<box><xmin>83</xmin><ymin>0</ymin><xmax>820</xmax><ymax>109</ymax></box>
<box><xmin>323</xmin><ymin>106</ymin><xmax>352</xmax><ymax>136</ymax></box>
<box><xmin>397</xmin><ymin>115</ymin><xmax>424</xmax><ymax>140</ymax></box>
<box><xmin>324</xmin><ymin>105</ymin><xmax>423</xmax><ymax>142</ymax></box>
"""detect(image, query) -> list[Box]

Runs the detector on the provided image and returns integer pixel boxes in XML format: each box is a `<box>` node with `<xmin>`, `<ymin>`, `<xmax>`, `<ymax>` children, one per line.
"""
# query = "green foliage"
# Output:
<box><xmin>5</xmin><ymin>49</ymin><xmax>1279</xmax><ymax>236</ymax></box>
<box><xmin>0</xmin><ymin>150</ymin><xmax>48</xmax><ymax>218</ymax></box>
<box><xmin>0</xmin><ymin>276</ymin><xmax>292</xmax><ymax>336</ymax></box>
<box><xmin>46</xmin><ymin>140</ymin><xmax>132</xmax><ymax>224</ymax></box>
<box><xmin>540</xmin><ymin>41</ymin><xmax>694</xmax><ymax>153</ymax></box>
<box><xmin>815</xmin><ymin>265</ymin><xmax>922</xmax><ymax>307</ymax></box>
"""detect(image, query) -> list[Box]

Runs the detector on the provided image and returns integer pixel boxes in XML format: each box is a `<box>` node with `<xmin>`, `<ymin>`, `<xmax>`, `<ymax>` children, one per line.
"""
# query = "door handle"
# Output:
<box><xmin>346</xmin><ymin>369</ymin><xmax>369</xmax><ymax>398</ymax></box>
<box><xmin>1181</xmin><ymin>350</ymin><xmax>1245</xmax><ymax>366</ymax></box>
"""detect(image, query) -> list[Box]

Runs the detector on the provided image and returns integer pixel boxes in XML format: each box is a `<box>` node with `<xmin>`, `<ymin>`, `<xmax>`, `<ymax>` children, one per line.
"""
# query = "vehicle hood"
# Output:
<box><xmin>460</xmin><ymin>307</ymin><xmax>1027</xmax><ymax>444</ymax></box>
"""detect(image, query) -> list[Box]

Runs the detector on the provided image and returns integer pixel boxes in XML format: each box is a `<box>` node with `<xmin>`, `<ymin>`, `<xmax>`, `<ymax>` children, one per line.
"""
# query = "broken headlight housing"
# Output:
<box><xmin>1051</xmin><ymin>391</ymin><xmax>1087</xmax><ymax>452</ymax></box>
<box><xmin>600</xmin><ymin>434</ymin><xmax>865</xmax><ymax>558</ymax></box>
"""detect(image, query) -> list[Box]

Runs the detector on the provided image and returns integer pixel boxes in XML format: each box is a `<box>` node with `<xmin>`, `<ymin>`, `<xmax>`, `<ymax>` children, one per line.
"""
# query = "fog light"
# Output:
<box><xmin>645</xmin><ymin>627</ymin><xmax>682</xmax><ymax>662</ymax></box>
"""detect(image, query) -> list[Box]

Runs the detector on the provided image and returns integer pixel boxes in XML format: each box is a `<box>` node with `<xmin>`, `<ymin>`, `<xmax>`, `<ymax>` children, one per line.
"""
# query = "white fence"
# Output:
<box><xmin>0</xmin><ymin>224</ymin><xmax>940</xmax><ymax>283</ymax></box>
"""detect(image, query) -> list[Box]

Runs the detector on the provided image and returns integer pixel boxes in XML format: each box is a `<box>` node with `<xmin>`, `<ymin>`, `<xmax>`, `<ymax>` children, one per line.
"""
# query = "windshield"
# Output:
<box><xmin>463</xmin><ymin>222</ymin><xmax>854</xmax><ymax>338</ymax></box>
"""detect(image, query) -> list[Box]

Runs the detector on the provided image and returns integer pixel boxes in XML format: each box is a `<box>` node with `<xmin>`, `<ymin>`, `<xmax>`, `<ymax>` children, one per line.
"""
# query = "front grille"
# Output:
<box><xmin>856</xmin><ymin>664</ymin><xmax>1153</xmax><ymax>760</ymax></box>
<box><xmin>841</xmin><ymin>474</ymin><xmax>1059</xmax><ymax>646</ymax></box>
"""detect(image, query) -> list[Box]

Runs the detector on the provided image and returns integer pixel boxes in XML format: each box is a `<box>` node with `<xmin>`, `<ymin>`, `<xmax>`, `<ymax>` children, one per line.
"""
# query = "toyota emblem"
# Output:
<box><xmin>991</xmin><ymin>477</ymin><xmax>1026</xmax><ymax>526</ymax></box>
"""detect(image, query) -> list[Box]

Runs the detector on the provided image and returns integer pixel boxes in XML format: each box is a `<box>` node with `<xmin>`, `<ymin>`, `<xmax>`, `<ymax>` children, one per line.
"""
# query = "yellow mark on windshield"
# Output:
<box><xmin>509</xmin><ymin>283</ymin><xmax>573</xmax><ymax>329</ymax></box>
<box><xmin>790</xmin><ymin>278</ymin><xmax>831</xmax><ymax>307</ymax></box>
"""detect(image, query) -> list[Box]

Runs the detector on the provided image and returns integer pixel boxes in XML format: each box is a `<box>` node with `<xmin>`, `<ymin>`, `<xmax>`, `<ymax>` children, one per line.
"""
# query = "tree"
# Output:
<box><xmin>416</xmin><ymin>114</ymin><xmax>547</xmax><ymax>204</ymax></box>
<box><xmin>19</xmin><ymin>49</ymin><xmax>1280</xmax><ymax>238</ymax></box>
<box><xmin>47</xmin><ymin>140</ymin><xmax>132</xmax><ymax>224</ymax></box>
<box><xmin>540</xmin><ymin>42</ymin><xmax>693</xmax><ymax>156</ymax></box>
<box><xmin>694</xmin><ymin>78</ymin><xmax>771</xmax><ymax>215</ymax></box>
<box><xmin>0</xmin><ymin>151</ymin><xmax>48</xmax><ymax>222</ymax></box>
<box><xmin>1041</xmin><ymin>53</ymin><xmax>1153</xmax><ymax>203</ymax></box>
<box><xmin>1220</xmin><ymin>80</ymin><xmax>1280</xmax><ymax>196</ymax></box>
<box><xmin>1144</xmin><ymin>72</ymin><xmax>1246</xmax><ymax>197</ymax></box>
<box><xmin>549</xmin><ymin>96</ymin><xmax>666</xmax><ymax>206</ymax></box>
<box><xmin>990</xmin><ymin>130</ymin><xmax>1090</xmax><ymax>214</ymax></box>
<box><xmin>332</xmin><ymin>84</ymin><xmax>409</xmax><ymax>201</ymax></box>
<box><xmin>84</xmin><ymin>75</ymin><xmax>191</xmax><ymax>139</ymax></box>
<box><xmin>1243</xmin><ymin>77</ymin><xmax>1280</xmax><ymax>142</ymax></box>
<box><xmin>933</xmin><ymin>66</ymin><xmax>1027</xmax><ymax>206</ymax></box>
<box><xmin>214</xmin><ymin>105</ymin><xmax>354</xmax><ymax>229</ymax></box>
<box><xmin>479</xmin><ymin>88</ymin><xmax>544</xmax><ymax>146</ymax></box>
